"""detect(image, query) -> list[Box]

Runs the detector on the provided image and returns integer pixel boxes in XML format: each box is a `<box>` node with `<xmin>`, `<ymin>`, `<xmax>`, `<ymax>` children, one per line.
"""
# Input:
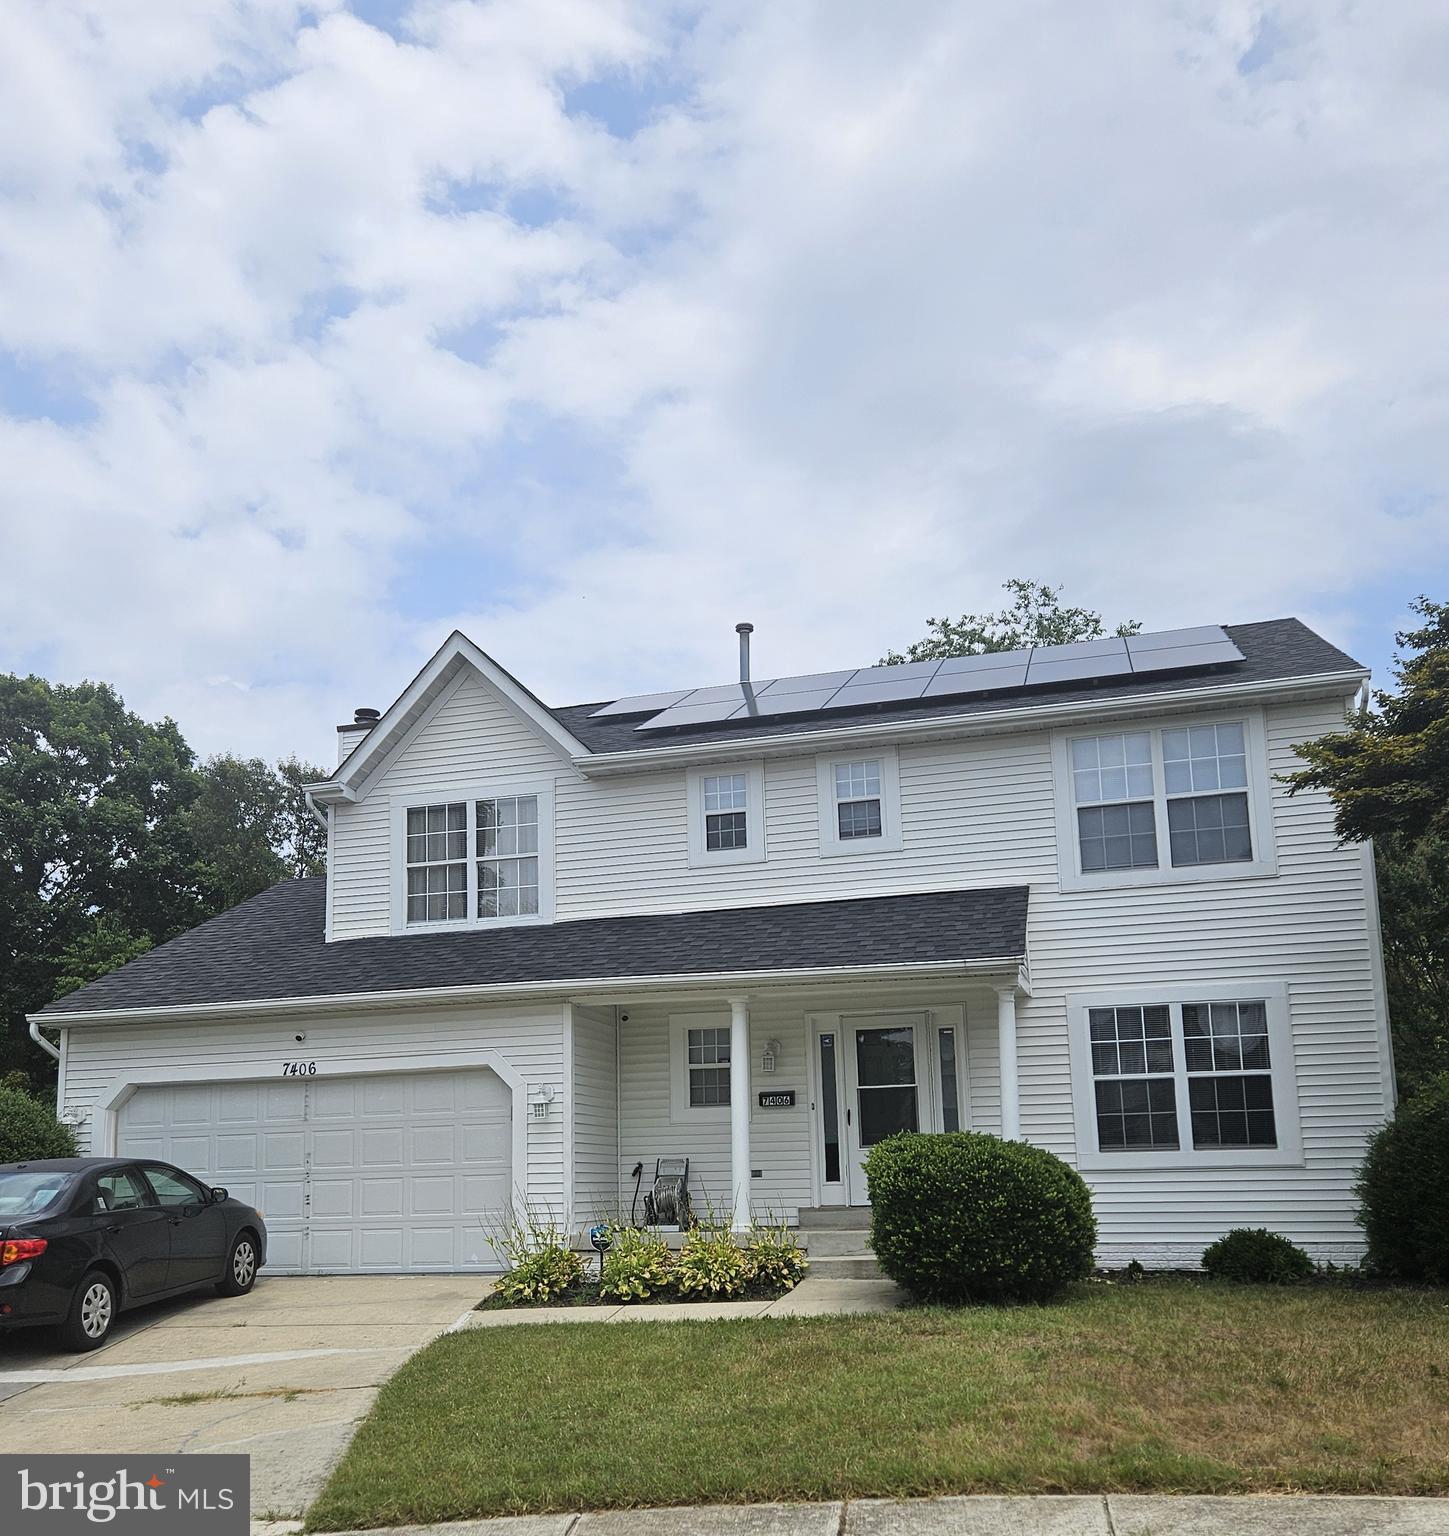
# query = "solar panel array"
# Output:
<box><xmin>589</xmin><ymin>625</ymin><xmax>1245</xmax><ymax>732</ymax></box>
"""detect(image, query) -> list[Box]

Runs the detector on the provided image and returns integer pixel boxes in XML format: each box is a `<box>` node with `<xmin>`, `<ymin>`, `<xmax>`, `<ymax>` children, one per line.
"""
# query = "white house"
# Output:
<box><xmin>32</xmin><ymin>617</ymin><xmax>1393</xmax><ymax>1273</ymax></box>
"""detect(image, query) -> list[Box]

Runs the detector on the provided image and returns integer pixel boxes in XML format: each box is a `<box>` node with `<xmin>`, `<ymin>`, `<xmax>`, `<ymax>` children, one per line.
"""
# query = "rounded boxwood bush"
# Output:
<box><xmin>864</xmin><ymin>1131</ymin><xmax>1096</xmax><ymax>1303</ymax></box>
<box><xmin>1356</xmin><ymin>1075</ymin><xmax>1449</xmax><ymax>1284</ymax></box>
<box><xmin>1201</xmin><ymin>1227</ymin><xmax>1314</xmax><ymax>1284</ymax></box>
<box><xmin>0</xmin><ymin>1086</ymin><xmax>78</xmax><ymax>1164</ymax></box>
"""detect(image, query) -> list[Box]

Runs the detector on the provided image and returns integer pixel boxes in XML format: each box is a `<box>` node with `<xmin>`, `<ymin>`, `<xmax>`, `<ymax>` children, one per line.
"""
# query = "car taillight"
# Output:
<box><xmin>1</xmin><ymin>1238</ymin><xmax>47</xmax><ymax>1267</ymax></box>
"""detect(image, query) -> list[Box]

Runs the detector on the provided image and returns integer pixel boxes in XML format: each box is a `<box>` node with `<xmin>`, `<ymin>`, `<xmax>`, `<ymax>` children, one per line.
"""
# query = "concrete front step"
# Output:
<box><xmin>797</xmin><ymin>1206</ymin><xmax>873</xmax><ymax>1230</ymax></box>
<box><xmin>808</xmin><ymin>1254</ymin><xmax>883</xmax><ymax>1279</ymax></box>
<box><xmin>803</xmin><ymin>1229</ymin><xmax>876</xmax><ymax>1257</ymax></box>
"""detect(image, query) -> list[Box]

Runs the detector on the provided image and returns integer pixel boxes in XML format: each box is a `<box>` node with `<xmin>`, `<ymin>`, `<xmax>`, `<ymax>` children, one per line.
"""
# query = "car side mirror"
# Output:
<box><xmin>210</xmin><ymin>1187</ymin><xmax>228</xmax><ymax>1204</ymax></box>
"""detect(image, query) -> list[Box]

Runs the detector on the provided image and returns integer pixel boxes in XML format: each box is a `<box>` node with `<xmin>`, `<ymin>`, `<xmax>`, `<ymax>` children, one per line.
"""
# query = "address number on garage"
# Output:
<box><xmin>280</xmin><ymin>1061</ymin><xmax>318</xmax><ymax>1076</ymax></box>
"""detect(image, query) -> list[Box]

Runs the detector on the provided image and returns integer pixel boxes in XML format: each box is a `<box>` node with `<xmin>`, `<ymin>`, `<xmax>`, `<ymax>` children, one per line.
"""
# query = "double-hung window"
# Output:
<box><xmin>670</xmin><ymin>1013</ymin><xmax>737</xmax><ymax>1119</ymax></box>
<box><xmin>686</xmin><ymin>762</ymin><xmax>765</xmax><ymax>866</ymax></box>
<box><xmin>1068</xmin><ymin>982</ymin><xmax>1299</xmax><ymax>1168</ymax></box>
<box><xmin>1056</xmin><ymin>713</ymin><xmax>1273</xmax><ymax>889</ymax></box>
<box><xmin>816</xmin><ymin>746</ymin><xmax>902</xmax><ymax>855</ymax></box>
<box><xmin>399</xmin><ymin>789</ymin><xmax>550</xmax><ymax>927</ymax></box>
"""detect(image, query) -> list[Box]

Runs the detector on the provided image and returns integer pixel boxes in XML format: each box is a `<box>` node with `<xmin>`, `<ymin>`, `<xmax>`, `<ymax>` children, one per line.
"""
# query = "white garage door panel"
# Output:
<box><xmin>116</xmin><ymin>1067</ymin><xmax>512</xmax><ymax>1274</ymax></box>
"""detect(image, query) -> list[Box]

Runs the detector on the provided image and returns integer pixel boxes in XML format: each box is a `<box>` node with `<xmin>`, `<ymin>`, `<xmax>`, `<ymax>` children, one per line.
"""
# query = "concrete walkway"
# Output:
<box><xmin>0</xmin><ymin>1274</ymin><xmax>483</xmax><ymax>1524</ymax></box>
<box><xmin>458</xmin><ymin>1276</ymin><xmax>903</xmax><ymax>1327</ymax></box>
<box><xmin>301</xmin><ymin>1494</ymin><xmax>1449</xmax><ymax>1536</ymax></box>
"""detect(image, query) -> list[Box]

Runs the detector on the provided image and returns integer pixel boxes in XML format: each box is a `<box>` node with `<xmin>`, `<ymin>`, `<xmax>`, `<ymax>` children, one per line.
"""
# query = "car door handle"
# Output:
<box><xmin>168</xmin><ymin>1217</ymin><xmax>183</xmax><ymax>1226</ymax></box>
<box><xmin>106</xmin><ymin>1224</ymin><xmax>122</xmax><ymax>1233</ymax></box>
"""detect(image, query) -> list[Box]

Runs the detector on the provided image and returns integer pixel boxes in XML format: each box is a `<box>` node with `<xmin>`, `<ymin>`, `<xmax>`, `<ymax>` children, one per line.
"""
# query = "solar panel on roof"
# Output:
<box><xmin>620</xmin><ymin>624</ymin><xmax>1245</xmax><ymax>731</ymax></box>
<box><xmin>826</xmin><ymin>673</ymin><xmax>938</xmax><ymax>709</ymax></box>
<box><xmin>1128</xmin><ymin>637</ymin><xmax>1244</xmax><ymax>674</ymax></box>
<box><xmin>636</xmin><ymin>698</ymin><xmax>749</xmax><ymax>730</ymax></box>
<box><xmin>591</xmin><ymin>688</ymin><xmax>693</xmax><ymax>718</ymax></box>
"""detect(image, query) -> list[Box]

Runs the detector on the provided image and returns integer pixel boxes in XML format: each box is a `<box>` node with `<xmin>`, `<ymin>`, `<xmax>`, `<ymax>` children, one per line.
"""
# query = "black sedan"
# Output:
<box><xmin>0</xmin><ymin>1158</ymin><xmax>267</xmax><ymax>1351</ymax></box>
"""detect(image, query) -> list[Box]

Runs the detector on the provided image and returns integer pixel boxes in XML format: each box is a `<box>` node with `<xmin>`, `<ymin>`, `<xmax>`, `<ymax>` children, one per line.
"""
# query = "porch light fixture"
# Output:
<box><xmin>762</xmin><ymin>1039</ymin><xmax>782</xmax><ymax>1074</ymax></box>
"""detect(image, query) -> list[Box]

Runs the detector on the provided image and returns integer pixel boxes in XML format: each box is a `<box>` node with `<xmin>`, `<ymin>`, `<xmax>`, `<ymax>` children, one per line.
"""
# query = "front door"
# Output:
<box><xmin>842</xmin><ymin>1015</ymin><xmax>924</xmax><ymax>1201</ymax></box>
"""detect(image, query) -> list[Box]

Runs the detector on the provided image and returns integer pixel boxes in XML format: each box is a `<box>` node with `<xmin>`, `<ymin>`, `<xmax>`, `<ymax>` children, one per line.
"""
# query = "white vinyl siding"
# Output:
<box><xmin>569</xmin><ymin>1005</ymin><xmax>618</xmax><ymax>1227</ymax></box>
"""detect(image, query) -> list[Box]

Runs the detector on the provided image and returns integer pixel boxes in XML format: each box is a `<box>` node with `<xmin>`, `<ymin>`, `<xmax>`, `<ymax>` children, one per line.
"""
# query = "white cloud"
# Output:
<box><xmin>1</xmin><ymin>0</ymin><xmax>1447</xmax><ymax>762</ymax></box>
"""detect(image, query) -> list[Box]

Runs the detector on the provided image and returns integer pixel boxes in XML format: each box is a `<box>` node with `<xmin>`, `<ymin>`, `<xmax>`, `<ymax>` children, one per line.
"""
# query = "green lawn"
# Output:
<box><xmin>306</xmin><ymin>1280</ymin><xmax>1449</xmax><ymax>1531</ymax></box>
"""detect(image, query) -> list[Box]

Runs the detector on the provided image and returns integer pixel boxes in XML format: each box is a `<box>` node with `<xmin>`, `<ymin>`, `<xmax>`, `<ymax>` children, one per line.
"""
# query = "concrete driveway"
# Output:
<box><xmin>0</xmin><ymin>1274</ymin><xmax>484</xmax><ymax>1524</ymax></box>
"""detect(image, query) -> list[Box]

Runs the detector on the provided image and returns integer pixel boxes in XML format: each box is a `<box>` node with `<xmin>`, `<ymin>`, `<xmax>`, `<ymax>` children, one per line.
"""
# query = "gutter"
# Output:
<box><xmin>28</xmin><ymin>1019</ymin><xmax>61</xmax><ymax>1061</ymax></box>
<box><xmin>28</xmin><ymin>955</ymin><xmax>1028</xmax><ymax>1029</ymax></box>
<box><xmin>567</xmin><ymin>669</ymin><xmax>1370</xmax><ymax>776</ymax></box>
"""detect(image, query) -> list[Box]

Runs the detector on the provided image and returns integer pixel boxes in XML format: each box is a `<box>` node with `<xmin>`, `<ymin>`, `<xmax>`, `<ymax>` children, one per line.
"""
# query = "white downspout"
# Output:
<box><xmin>28</xmin><ymin>1019</ymin><xmax>61</xmax><ymax>1062</ymax></box>
<box><xmin>304</xmin><ymin>790</ymin><xmax>328</xmax><ymax>831</ymax></box>
<box><xmin>996</xmin><ymin>986</ymin><xmax>1021</xmax><ymax>1141</ymax></box>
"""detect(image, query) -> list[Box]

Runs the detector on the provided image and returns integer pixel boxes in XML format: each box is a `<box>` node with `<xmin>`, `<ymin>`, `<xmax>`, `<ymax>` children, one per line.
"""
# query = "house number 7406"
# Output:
<box><xmin>281</xmin><ymin>1061</ymin><xmax>317</xmax><ymax>1076</ymax></box>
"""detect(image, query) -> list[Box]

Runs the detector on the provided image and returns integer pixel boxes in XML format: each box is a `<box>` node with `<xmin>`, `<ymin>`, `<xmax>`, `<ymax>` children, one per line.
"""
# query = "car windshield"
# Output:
<box><xmin>0</xmin><ymin>1171</ymin><xmax>73</xmax><ymax>1218</ymax></box>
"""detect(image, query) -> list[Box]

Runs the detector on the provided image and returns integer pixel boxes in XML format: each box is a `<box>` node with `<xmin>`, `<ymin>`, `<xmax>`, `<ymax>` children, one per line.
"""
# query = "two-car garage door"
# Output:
<box><xmin>117</xmin><ymin>1068</ymin><xmax>512</xmax><ymax>1273</ymax></box>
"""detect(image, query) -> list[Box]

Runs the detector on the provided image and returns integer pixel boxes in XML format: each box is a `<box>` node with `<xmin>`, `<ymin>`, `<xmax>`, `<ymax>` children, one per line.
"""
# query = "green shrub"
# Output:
<box><xmin>1201</xmin><ymin>1228</ymin><xmax>1314</xmax><ymax>1284</ymax></box>
<box><xmin>599</xmin><ymin>1226</ymin><xmax>673</xmax><ymax>1301</ymax></box>
<box><xmin>746</xmin><ymin>1223</ymin><xmax>809</xmax><ymax>1290</ymax></box>
<box><xmin>0</xmin><ymin>1087</ymin><xmax>78</xmax><ymax>1164</ymax></box>
<box><xmin>865</xmin><ymin>1132</ymin><xmax>1096</xmax><ymax>1304</ymax></box>
<box><xmin>673</xmin><ymin>1227</ymin><xmax>751</xmax><ymax>1298</ymax></box>
<box><xmin>487</xmin><ymin>1209</ymin><xmax>585</xmax><ymax>1304</ymax></box>
<box><xmin>1356</xmin><ymin>1074</ymin><xmax>1449</xmax><ymax>1283</ymax></box>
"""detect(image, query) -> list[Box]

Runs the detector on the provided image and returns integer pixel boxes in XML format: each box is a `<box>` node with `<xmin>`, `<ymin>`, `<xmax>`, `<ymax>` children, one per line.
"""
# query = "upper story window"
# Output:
<box><xmin>1067</xmin><ymin>981</ymin><xmax>1300</xmax><ymax>1170</ymax></box>
<box><xmin>816</xmin><ymin>745</ymin><xmax>902</xmax><ymax>856</ymax></box>
<box><xmin>394</xmin><ymin>787</ymin><xmax>553</xmax><ymax>930</ymax></box>
<box><xmin>686</xmin><ymin>761</ymin><xmax>765</xmax><ymax>867</ymax></box>
<box><xmin>702</xmin><ymin>774</ymin><xmax>749</xmax><ymax>851</ymax></box>
<box><xmin>1053</xmin><ymin>711</ymin><xmax>1275</xmax><ymax>891</ymax></box>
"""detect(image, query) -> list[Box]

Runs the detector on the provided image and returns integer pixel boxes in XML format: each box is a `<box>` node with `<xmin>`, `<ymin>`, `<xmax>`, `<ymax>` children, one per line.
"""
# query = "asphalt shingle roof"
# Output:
<box><xmin>40</xmin><ymin>880</ymin><xmax>1029</xmax><ymax>1018</ymax></box>
<box><xmin>549</xmin><ymin>619</ymin><xmax>1364</xmax><ymax>754</ymax></box>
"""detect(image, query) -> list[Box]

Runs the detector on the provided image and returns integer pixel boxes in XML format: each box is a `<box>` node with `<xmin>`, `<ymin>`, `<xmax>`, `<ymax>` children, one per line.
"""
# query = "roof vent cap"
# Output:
<box><xmin>353</xmin><ymin>707</ymin><xmax>381</xmax><ymax>725</ymax></box>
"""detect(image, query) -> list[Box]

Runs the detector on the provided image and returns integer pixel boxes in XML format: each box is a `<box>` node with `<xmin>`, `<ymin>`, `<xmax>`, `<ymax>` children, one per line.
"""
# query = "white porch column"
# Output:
<box><xmin>727</xmin><ymin>995</ymin><xmax>751</xmax><ymax>1231</ymax></box>
<box><xmin>996</xmin><ymin>986</ymin><xmax>1021</xmax><ymax>1141</ymax></box>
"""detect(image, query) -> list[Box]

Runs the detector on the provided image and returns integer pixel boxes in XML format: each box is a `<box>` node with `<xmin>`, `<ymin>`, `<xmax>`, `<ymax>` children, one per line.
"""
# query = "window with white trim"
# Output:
<box><xmin>477</xmin><ymin>795</ymin><xmax>539</xmax><ymax>917</ymax></box>
<box><xmin>686</xmin><ymin>1026</ymin><xmax>732</xmax><ymax>1106</ymax></box>
<box><xmin>702</xmin><ymin>774</ymin><xmax>749</xmax><ymax>851</ymax></box>
<box><xmin>399</xmin><ymin>790</ymin><xmax>551</xmax><ymax>927</ymax></box>
<box><xmin>834</xmin><ymin>760</ymin><xmax>883</xmax><ymax>840</ymax></box>
<box><xmin>685</xmin><ymin>762</ymin><xmax>765</xmax><ymax>867</ymax></box>
<box><xmin>1056</xmin><ymin>713</ymin><xmax>1274</xmax><ymax>890</ymax></box>
<box><xmin>1068</xmin><ymin>983</ymin><xmax>1299</xmax><ymax>1169</ymax></box>
<box><xmin>406</xmin><ymin>803</ymin><xmax>467</xmax><ymax>922</ymax></box>
<box><xmin>816</xmin><ymin>746</ymin><xmax>902</xmax><ymax>855</ymax></box>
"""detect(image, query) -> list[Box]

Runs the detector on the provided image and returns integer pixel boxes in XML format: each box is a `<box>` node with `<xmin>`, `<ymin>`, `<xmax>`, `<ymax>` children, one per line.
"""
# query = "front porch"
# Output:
<box><xmin>566</xmin><ymin>969</ymin><xmax>1031</xmax><ymax>1238</ymax></box>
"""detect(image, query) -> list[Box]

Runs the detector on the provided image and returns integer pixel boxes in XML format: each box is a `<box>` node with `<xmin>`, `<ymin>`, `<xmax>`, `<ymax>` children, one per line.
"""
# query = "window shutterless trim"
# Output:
<box><xmin>1065</xmin><ymin>980</ymin><xmax>1301</xmax><ymax>1170</ymax></box>
<box><xmin>389</xmin><ymin>783</ymin><xmax>555</xmax><ymax>933</ymax></box>
<box><xmin>685</xmin><ymin>761</ymin><xmax>766</xmax><ymax>867</ymax></box>
<box><xmin>669</xmin><ymin>1011</ymin><xmax>748</xmax><ymax>1123</ymax></box>
<box><xmin>1052</xmin><ymin>707</ymin><xmax>1277</xmax><ymax>892</ymax></box>
<box><xmin>815</xmin><ymin>745</ymin><xmax>902</xmax><ymax>856</ymax></box>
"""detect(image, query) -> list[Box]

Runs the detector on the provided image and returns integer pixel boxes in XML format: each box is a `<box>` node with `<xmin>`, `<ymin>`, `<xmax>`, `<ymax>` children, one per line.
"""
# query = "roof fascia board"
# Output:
<box><xmin>308</xmin><ymin>632</ymin><xmax>590</xmax><ymax>799</ymax></box>
<box><xmin>572</xmin><ymin>668</ymin><xmax>1368</xmax><ymax>775</ymax></box>
<box><xmin>31</xmin><ymin>955</ymin><xmax>1026</xmax><ymax>1028</ymax></box>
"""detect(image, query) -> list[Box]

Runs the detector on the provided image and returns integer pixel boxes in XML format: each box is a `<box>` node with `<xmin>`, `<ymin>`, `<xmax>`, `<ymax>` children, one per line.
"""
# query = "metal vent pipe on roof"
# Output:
<box><xmin>736</xmin><ymin>622</ymin><xmax>754</xmax><ymax>684</ymax></box>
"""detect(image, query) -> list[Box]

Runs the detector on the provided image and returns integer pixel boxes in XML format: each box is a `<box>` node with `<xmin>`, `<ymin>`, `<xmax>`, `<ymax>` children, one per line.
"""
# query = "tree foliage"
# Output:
<box><xmin>1285</xmin><ymin>598</ymin><xmax>1449</xmax><ymax>1096</ymax></box>
<box><xmin>1</xmin><ymin>673</ymin><xmax>325</xmax><ymax>1085</ymax></box>
<box><xmin>881</xmin><ymin>578</ymin><xmax>1140</xmax><ymax>664</ymax></box>
<box><xmin>1286</xmin><ymin>597</ymin><xmax>1449</xmax><ymax>846</ymax></box>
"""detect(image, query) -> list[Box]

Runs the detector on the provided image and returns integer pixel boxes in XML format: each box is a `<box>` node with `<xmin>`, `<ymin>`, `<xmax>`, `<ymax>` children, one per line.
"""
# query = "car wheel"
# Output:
<box><xmin>216</xmin><ymin>1232</ymin><xmax>259</xmax><ymax>1297</ymax></box>
<box><xmin>60</xmin><ymin>1271</ymin><xmax>116</xmax><ymax>1352</ymax></box>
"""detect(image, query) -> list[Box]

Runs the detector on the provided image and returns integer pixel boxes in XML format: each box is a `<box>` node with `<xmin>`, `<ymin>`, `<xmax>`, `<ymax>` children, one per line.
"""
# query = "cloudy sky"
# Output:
<box><xmin>2</xmin><ymin>1</ymin><xmax>1447</xmax><ymax>766</ymax></box>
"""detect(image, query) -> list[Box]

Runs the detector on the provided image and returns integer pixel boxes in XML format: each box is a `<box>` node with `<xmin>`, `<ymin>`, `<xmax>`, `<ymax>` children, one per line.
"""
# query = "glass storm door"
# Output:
<box><xmin>844</xmin><ymin>1018</ymin><xmax>922</xmax><ymax>1201</ymax></box>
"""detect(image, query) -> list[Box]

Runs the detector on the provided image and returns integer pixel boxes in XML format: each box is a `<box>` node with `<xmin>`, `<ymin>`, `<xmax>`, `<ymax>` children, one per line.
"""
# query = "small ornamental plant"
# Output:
<box><xmin>599</xmin><ymin>1226</ymin><xmax>674</xmax><ymax>1301</ymax></box>
<box><xmin>1356</xmin><ymin>1075</ymin><xmax>1449</xmax><ymax>1284</ymax></box>
<box><xmin>746</xmin><ymin>1223</ymin><xmax>810</xmax><ymax>1290</ymax></box>
<box><xmin>673</xmin><ymin>1226</ymin><xmax>751</xmax><ymax>1299</ymax></box>
<box><xmin>487</xmin><ymin>1209</ymin><xmax>585</xmax><ymax>1304</ymax></box>
<box><xmin>865</xmin><ymin>1131</ymin><xmax>1096</xmax><ymax>1304</ymax></box>
<box><xmin>1201</xmin><ymin>1228</ymin><xmax>1315</xmax><ymax>1285</ymax></box>
<box><xmin>0</xmin><ymin>1086</ymin><xmax>79</xmax><ymax>1163</ymax></box>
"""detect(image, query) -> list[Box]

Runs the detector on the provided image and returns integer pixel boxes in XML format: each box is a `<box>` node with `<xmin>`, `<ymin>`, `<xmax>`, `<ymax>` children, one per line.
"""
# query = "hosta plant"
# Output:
<box><xmin>746</xmin><ymin>1223</ymin><xmax>809</xmax><ymax>1290</ymax></box>
<box><xmin>599</xmin><ymin>1226</ymin><xmax>674</xmax><ymax>1301</ymax></box>
<box><xmin>487</xmin><ymin>1209</ymin><xmax>585</xmax><ymax>1304</ymax></box>
<box><xmin>673</xmin><ymin>1226</ymin><xmax>751</xmax><ymax>1299</ymax></box>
